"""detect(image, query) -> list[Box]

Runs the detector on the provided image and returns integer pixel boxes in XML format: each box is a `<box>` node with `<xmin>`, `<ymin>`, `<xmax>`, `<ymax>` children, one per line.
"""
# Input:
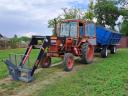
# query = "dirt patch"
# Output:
<box><xmin>0</xmin><ymin>77</ymin><xmax>13</xmax><ymax>84</ymax></box>
<box><xmin>14</xmin><ymin>72</ymin><xmax>68</xmax><ymax>96</ymax></box>
<box><xmin>0</xmin><ymin>58</ymin><xmax>86</xmax><ymax>96</ymax></box>
<box><xmin>10</xmin><ymin>64</ymin><xmax>84</xmax><ymax>96</ymax></box>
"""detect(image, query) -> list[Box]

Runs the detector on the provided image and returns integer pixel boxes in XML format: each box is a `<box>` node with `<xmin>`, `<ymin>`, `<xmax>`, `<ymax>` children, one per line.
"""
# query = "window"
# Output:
<box><xmin>60</xmin><ymin>22</ymin><xmax>77</xmax><ymax>37</ymax></box>
<box><xmin>79</xmin><ymin>23</ymin><xmax>83</xmax><ymax>37</ymax></box>
<box><xmin>60</xmin><ymin>22</ymin><xmax>70</xmax><ymax>36</ymax></box>
<box><xmin>85</xmin><ymin>23</ymin><xmax>95</xmax><ymax>37</ymax></box>
<box><xmin>70</xmin><ymin>22</ymin><xmax>77</xmax><ymax>37</ymax></box>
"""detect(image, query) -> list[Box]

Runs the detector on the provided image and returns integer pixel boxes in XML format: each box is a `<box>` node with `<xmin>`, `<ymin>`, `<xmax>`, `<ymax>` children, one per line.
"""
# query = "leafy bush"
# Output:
<box><xmin>121</xmin><ymin>20</ymin><xmax>128</xmax><ymax>36</ymax></box>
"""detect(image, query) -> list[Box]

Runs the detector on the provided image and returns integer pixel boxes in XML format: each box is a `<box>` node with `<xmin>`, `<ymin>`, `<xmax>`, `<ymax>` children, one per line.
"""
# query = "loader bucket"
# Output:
<box><xmin>4</xmin><ymin>60</ymin><xmax>33</xmax><ymax>82</ymax></box>
<box><xmin>4</xmin><ymin>60</ymin><xmax>20</xmax><ymax>80</ymax></box>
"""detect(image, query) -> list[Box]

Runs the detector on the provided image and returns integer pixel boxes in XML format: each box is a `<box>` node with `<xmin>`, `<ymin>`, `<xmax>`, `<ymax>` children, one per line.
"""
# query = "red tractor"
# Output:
<box><xmin>4</xmin><ymin>19</ymin><xmax>96</xmax><ymax>82</ymax></box>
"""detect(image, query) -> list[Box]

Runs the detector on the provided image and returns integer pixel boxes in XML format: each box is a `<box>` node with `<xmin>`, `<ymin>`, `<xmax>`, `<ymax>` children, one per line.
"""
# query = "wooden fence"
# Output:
<box><xmin>0</xmin><ymin>40</ymin><xmax>28</xmax><ymax>50</ymax></box>
<box><xmin>118</xmin><ymin>36</ymin><xmax>128</xmax><ymax>48</ymax></box>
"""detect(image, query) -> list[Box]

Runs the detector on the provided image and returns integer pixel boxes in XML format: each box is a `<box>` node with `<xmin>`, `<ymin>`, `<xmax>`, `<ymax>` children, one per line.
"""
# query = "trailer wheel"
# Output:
<box><xmin>40</xmin><ymin>53</ymin><xmax>51</xmax><ymax>68</ymax></box>
<box><xmin>110</xmin><ymin>46</ymin><xmax>116</xmax><ymax>54</ymax></box>
<box><xmin>81</xmin><ymin>43</ymin><xmax>94</xmax><ymax>64</ymax></box>
<box><xmin>101</xmin><ymin>47</ymin><xmax>108</xmax><ymax>58</ymax></box>
<box><xmin>63</xmin><ymin>53</ymin><xmax>74</xmax><ymax>71</ymax></box>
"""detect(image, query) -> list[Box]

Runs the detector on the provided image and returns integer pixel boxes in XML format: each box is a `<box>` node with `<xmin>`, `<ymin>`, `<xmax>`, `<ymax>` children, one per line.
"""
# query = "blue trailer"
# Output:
<box><xmin>95</xmin><ymin>26</ymin><xmax>121</xmax><ymax>58</ymax></box>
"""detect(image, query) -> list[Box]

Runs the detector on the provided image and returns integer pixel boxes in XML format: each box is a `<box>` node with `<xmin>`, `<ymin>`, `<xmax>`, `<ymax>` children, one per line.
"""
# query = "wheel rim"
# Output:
<box><xmin>114</xmin><ymin>47</ymin><xmax>116</xmax><ymax>53</ymax></box>
<box><xmin>67</xmin><ymin>57</ymin><xmax>74</xmax><ymax>69</ymax></box>
<box><xmin>105</xmin><ymin>49</ymin><xmax>108</xmax><ymax>56</ymax></box>
<box><xmin>86</xmin><ymin>45</ymin><xmax>94</xmax><ymax>61</ymax></box>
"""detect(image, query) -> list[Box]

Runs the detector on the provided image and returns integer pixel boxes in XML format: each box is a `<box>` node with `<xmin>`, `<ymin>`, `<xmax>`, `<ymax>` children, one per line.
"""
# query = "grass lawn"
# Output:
<box><xmin>0</xmin><ymin>48</ymin><xmax>128</xmax><ymax>96</ymax></box>
<box><xmin>0</xmin><ymin>48</ymin><xmax>61</xmax><ymax>79</ymax></box>
<box><xmin>35</xmin><ymin>49</ymin><xmax>128</xmax><ymax>96</ymax></box>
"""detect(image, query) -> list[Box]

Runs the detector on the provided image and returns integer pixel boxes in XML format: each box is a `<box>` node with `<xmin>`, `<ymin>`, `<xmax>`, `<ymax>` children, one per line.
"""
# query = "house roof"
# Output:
<box><xmin>0</xmin><ymin>34</ymin><xmax>8</xmax><ymax>40</ymax></box>
<box><xmin>0</xmin><ymin>34</ymin><xmax>3</xmax><ymax>38</ymax></box>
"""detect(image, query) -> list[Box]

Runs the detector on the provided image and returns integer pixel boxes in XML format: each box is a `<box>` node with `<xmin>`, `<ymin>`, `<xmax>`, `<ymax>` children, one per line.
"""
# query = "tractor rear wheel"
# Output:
<box><xmin>63</xmin><ymin>53</ymin><xmax>74</xmax><ymax>71</ymax></box>
<box><xmin>40</xmin><ymin>53</ymin><xmax>51</xmax><ymax>68</ymax></box>
<box><xmin>81</xmin><ymin>43</ymin><xmax>94</xmax><ymax>64</ymax></box>
<box><xmin>100</xmin><ymin>47</ymin><xmax>108</xmax><ymax>58</ymax></box>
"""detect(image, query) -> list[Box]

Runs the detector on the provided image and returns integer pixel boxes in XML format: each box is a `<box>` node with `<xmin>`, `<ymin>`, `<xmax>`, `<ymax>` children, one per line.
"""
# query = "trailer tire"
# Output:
<box><xmin>63</xmin><ymin>53</ymin><xmax>74</xmax><ymax>72</ymax></box>
<box><xmin>81</xmin><ymin>43</ymin><xmax>94</xmax><ymax>64</ymax></box>
<box><xmin>40</xmin><ymin>53</ymin><xmax>51</xmax><ymax>68</ymax></box>
<box><xmin>110</xmin><ymin>46</ymin><xmax>116</xmax><ymax>54</ymax></box>
<box><xmin>101</xmin><ymin>47</ymin><xmax>108</xmax><ymax>58</ymax></box>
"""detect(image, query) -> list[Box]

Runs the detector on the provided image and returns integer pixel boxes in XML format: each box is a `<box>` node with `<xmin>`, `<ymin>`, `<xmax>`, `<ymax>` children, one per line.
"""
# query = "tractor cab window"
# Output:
<box><xmin>60</xmin><ymin>22</ymin><xmax>70</xmax><ymax>37</ymax></box>
<box><xmin>70</xmin><ymin>22</ymin><xmax>77</xmax><ymax>37</ymax></box>
<box><xmin>85</xmin><ymin>23</ymin><xmax>95</xmax><ymax>37</ymax></box>
<box><xmin>60</xmin><ymin>22</ymin><xmax>77</xmax><ymax>37</ymax></box>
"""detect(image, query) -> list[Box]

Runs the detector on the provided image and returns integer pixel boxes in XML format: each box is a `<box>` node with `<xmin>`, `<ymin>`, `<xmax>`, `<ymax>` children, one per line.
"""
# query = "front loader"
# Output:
<box><xmin>4</xmin><ymin>19</ymin><xmax>96</xmax><ymax>82</ymax></box>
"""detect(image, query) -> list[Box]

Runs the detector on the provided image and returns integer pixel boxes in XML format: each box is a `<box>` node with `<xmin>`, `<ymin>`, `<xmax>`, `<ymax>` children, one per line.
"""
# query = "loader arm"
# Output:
<box><xmin>20</xmin><ymin>35</ymin><xmax>51</xmax><ymax>76</ymax></box>
<box><xmin>31</xmin><ymin>38</ymin><xmax>50</xmax><ymax>76</ymax></box>
<box><xmin>4</xmin><ymin>36</ymin><xmax>50</xmax><ymax>82</ymax></box>
<box><xmin>20</xmin><ymin>36</ymin><xmax>49</xmax><ymax>66</ymax></box>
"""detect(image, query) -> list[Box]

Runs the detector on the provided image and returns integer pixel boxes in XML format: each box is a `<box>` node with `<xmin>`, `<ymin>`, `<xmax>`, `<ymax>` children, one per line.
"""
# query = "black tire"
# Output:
<box><xmin>101</xmin><ymin>47</ymin><xmax>108</xmax><ymax>58</ymax></box>
<box><xmin>81</xmin><ymin>43</ymin><xmax>94</xmax><ymax>64</ymax></box>
<box><xmin>110</xmin><ymin>46</ymin><xmax>116</xmax><ymax>54</ymax></box>
<box><xmin>40</xmin><ymin>53</ymin><xmax>51</xmax><ymax>68</ymax></box>
<box><xmin>63</xmin><ymin>53</ymin><xmax>74</xmax><ymax>72</ymax></box>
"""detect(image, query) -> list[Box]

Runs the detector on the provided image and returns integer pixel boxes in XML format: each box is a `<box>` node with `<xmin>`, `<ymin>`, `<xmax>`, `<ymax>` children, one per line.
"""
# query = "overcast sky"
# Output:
<box><xmin>0</xmin><ymin>0</ymin><xmax>89</xmax><ymax>37</ymax></box>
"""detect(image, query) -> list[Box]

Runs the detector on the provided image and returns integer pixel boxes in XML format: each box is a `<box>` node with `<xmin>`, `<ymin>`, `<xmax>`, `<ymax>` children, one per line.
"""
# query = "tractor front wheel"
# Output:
<box><xmin>81</xmin><ymin>43</ymin><xmax>94</xmax><ymax>64</ymax></box>
<box><xmin>40</xmin><ymin>53</ymin><xmax>51</xmax><ymax>68</ymax></box>
<box><xmin>63</xmin><ymin>53</ymin><xmax>74</xmax><ymax>71</ymax></box>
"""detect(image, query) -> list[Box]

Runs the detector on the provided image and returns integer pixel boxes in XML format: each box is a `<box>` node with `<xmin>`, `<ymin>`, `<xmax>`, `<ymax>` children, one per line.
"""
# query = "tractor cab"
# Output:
<box><xmin>57</xmin><ymin>20</ymin><xmax>96</xmax><ymax>40</ymax></box>
<box><xmin>57</xmin><ymin>19</ymin><xmax>96</xmax><ymax>45</ymax></box>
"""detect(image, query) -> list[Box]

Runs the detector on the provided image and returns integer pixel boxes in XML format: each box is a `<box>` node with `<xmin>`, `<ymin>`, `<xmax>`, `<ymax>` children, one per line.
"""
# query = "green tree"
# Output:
<box><xmin>83</xmin><ymin>0</ymin><xmax>94</xmax><ymax>20</ymax></box>
<box><xmin>19</xmin><ymin>36</ymin><xmax>30</xmax><ymax>42</ymax></box>
<box><xmin>117</xmin><ymin>0</ymin><xmax>128</xmax><ymax>35</ymax></box>
<box><xmin>94</xmin><ymin>0</ymin><xmax>128</xmax><ymax>30</ymax></box>
<box><xmin>94</xmin><ymin>0</ymin><xmax>120</xmax><ymax>29</ymax></box>
<box><xmin>48</xmin><ymin>8</ymin><xmax>83</xmax><ymax>35</ymax></box>
<box><xmin>48</xmin><ymin>8</ymin><xmax>82</xmax><ymax>28</ymax></box>
<box><xmin>121</xmin><ymin>19</ymin><xmax>128</xmax><ymax>36</ymax></box>
<box><xmin>48</xmin><ymin>16</ymin><xmax>62</xmax><ymax>28</ymax></box>
<box><xmin>9</xmin><ymin>34</ymin><xmax>19</xmax><ymax>48</ymax></box>
<box><xmin>62</xmin><ymin>8</ymin><xmax>81</xmax><ymax>19</ymax></box>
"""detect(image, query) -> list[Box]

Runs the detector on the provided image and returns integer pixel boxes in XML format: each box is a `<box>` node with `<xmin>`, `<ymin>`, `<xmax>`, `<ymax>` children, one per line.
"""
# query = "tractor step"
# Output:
<box><xmin>4</xmin><ymin>60</ymin><xmax>33</xmax><ymax>82</ymax></box>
